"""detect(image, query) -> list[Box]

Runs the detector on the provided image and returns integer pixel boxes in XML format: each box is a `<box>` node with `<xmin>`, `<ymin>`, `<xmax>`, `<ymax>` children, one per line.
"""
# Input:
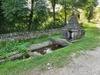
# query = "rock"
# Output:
<box><xmin>28</xmin><ymin>52</ymin><xmax>42</xmax><ymax>57</ymax></box>
<box><xmin>7</xmin><ymin>53</ymin><xmax>24</xmax><ymax>61</ymax></box>
<box><xmin>0</xmin><ymin>59</ymin><xmax>6</xmax><ymax>64</ymax></box>
<box><xmin>0</xmin><ymin>28</ymin><xmax>61</xmax><ymax>41</ymax></box>
<box><xmin>8</xmin><ymin>51</ymin><xmax>18</xmax><ymax>56</ymax></box>
<box><xmin>46</xmin><ymin>63</ymin><xmax>52</xmax><ymax>70</ymax></box>
<box><xmin>50</xmin><ymin>38</ymin><xmax>70</xmax><ymax>47</ymax></box>
<box><xmin>28</xmin><ymin>41</ymin><xmax>53</xmax><ymax>51</ymax></box>
<box><xmin>44</xmin><ymin>48</ymin><xmax>53</xmax><ymax>54</ymax></box>
<box><xmin>0</xmin><ymin>56</ymin><xmax>5</xmax><ymax>60</ymax></box>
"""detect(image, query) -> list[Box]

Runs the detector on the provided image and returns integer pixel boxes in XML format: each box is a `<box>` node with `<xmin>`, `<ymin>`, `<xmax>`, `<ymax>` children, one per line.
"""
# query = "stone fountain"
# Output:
<box><xmin>62</xmin><ymin>10</ymin><xmax>85</xmax><ymax>41</ymax></box>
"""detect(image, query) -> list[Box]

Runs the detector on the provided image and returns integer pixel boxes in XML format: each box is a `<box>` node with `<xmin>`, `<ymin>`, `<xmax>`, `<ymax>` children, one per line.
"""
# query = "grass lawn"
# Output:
<box><xmin>0</xmin><ymin>23</ymin><xmax>100</xmax><ymax>75</ymax></box>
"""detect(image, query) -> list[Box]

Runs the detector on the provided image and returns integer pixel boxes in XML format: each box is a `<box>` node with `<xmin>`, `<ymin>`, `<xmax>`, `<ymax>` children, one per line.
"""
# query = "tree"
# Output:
<box><xmin>2</xmin><ymin>0</ymin><xmax>28</xmax><ymax>21</ymax></box>
<box><xmin>28</xmin><ymin>0</ymin><xmax>49</xmax><ymax>30</ymax></box>
<box><xmin>50</xmin><ymin>0</ymin><xmax>58</xmax><ymax>26</ymax></box>
<box><xmin>58</xmin><ymin>0</ymin><xmax>98</xmax><ymax>22</ymax></box>
<box><xmin>84</xmin><ymin>0</ymin><xmax>98</xmax><ymax>21</ymax></box>
<box><xmin>0</xmin><ymin>0</ymin><xmax>98</xmax><ymax>33</ymax></box>
<box><xmin>33</xmin><ymin>0</ymin><xmax>49</xmax><ymax>30</ymax></box>
<box><xmin>28</xmin><ymin>0</ymin><xmax>34</xmax><ymax>31</ymax></box>
<box><xmin>0</xmin><ymin>1</ymin><xmax>5</xmax><ymax>33</ymax></box>
<box><xmin>1</xmin><ymin>0</ymin><xmax>29</xmax><ymax>32</ymax></box>
<box><xmin>58</xmin><ymin>0</ymin><xmax>71</xmax><ymax>25</ymax></box>
<box><xmin>1</xmin><ymin>0</ymin><xmax>49</xmax><ymax>32</ymax></box>
<box><xmin>93</xmin><ymin>5</ymin><xmax>100</xmax><ymax>22</ymax></box>
<box><xmin>72</xmin><ymin>0</ymin><xmax>98</xmax><ymax>21</ymax></box>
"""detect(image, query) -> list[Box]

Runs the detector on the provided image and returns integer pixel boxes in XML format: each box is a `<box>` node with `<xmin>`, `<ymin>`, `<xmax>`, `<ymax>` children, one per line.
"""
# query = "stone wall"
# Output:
<box><xmin>0</xmin><ymin>28</ymin><xmax>62</xmax><ymax>41</ymax></box>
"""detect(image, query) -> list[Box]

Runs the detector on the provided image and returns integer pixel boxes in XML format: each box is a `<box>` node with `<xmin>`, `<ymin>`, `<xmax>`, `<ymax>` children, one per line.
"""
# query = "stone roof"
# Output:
<box><xmin>64</xmin><ymin>12</ymin><xmax>82</xmax><ymax>30</ymax></box>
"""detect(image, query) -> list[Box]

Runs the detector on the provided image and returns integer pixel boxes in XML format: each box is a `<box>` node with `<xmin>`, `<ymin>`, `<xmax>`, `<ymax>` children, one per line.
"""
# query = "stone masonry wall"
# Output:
<box><xmin>0</xmin><ymin>28</ymin><xmax>62</xmax><ymax>41</ymax></box>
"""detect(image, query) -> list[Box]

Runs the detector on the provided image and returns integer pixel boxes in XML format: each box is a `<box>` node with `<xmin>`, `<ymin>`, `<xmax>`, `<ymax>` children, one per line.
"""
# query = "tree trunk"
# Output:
<box><xmin>0</xmin><ymin>1</ymin><xmax>5</xmax><ymax>33</ymax></box>
<box><xmin>51</xmin><ymin>0</ymin><xmax>56</xmax><ymax>26</ymax></box>
<box><xmin>28</xmin><ymin>0</ymin><xmax>34</xmax><ymax>31</ymax></box>
<box><xmin>64</xmin><ymin>4</ymin><xmax>67</xmax><ymax>25</ymax></box>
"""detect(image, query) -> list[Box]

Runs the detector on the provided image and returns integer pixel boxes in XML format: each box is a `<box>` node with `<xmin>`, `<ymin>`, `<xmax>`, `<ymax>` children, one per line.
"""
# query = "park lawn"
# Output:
<box><xmin>0</xmin><ymin>23</ymin><xmax>100</xmax><ymax>75</ymax></box>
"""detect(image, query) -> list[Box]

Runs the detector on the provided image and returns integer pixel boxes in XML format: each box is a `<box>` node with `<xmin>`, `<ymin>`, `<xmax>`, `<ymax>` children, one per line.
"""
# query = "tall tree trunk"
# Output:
<box><xmin>28</xmin><ymin>0</ymin><xmax>34</xmax><ymax>31</ymax></box>
<box><xmin>64</xmin><ymin>4</ymin><xmax>67</xmax><ymax>25</ymax></box>
<box><xmin>0</xmin><ymin>1</ymin><xmax>5</xmax><ymax>33</ymax></box>
<box><xmin>51</xmin><ymin>0</ymin><xmax>56</xmax><ymax>26</ymax></box>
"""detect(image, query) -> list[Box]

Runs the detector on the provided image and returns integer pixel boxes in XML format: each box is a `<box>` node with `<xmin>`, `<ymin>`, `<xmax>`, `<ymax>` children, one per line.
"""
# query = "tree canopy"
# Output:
<box><xmin>0</xmin><ymin>0</ymin><xmax>99</xmax><ymax>33</ymax></box>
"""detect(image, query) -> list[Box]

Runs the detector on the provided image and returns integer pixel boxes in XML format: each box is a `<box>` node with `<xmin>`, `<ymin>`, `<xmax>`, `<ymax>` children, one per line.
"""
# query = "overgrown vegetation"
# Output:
<box><xmin>0</xmin><ymin>33</ymin><xmax>61</xmax><ymax>57</ymax></box>
<box><xmin>0</xmin><ymin>23</ymin><xmax>100</xmax><ymax>75</ymax></box>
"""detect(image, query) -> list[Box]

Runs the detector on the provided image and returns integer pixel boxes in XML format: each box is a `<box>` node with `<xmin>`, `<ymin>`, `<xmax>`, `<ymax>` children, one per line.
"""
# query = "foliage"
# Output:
<box><xmin>49</xmin><ymin>0</ymin><xmax>58</xmax><ymax>26</ymax></box>
<box><xmin>0</xmin><ymin>0</ymin><xmax>29</xmax><ymax>33</ymax></box>
<box><xmin>2</xmin><ymin>0</ymin><xmax>28</xmax><ymax>21</ymax></box>
<box><xmin>92</xmin><ymin>6</ymin><xmax>100</xmax><ymax>23</ymax></box>
<box><xmin>58</xmin><ymin>0</ymin><xmax>98</xmax><ymax>22</ymax></box>
<box><xmin>0</xmin><ymin>0</ymin><xmax>99</xmax><ymax>33</ymax></box>
<box><xmin>83</xmin><ymin>0</ymin><xmax>98</xmax><ymax>21</ymax></box>
<box><xmin>32</xmin><ymin>0</ymin><xmax>49</xmax><ymax>30</ymax></box>
<box><xmin>0</xmin><ymin>0</ymin><xmax>52</xmax><ymax>32</ymax></box>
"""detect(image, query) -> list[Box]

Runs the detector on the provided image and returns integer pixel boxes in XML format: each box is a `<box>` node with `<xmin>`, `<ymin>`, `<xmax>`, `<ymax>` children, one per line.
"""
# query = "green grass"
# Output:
<box><xmin>0</xmin><ymin>23</ymin><xmax>100</xmax><ymax>75</ymax></box>
<box><xmin>0</xmin><ymin>33</ymin><xmax>61</xmax><ymax>57</ymax></box>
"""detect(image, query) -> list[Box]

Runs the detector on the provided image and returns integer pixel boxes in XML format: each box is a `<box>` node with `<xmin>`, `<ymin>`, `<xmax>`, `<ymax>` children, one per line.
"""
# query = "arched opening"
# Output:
<box><xmin>69</xmin><ymin>31</ymin><xmax>72</xmax><ymax>40</ymax></box>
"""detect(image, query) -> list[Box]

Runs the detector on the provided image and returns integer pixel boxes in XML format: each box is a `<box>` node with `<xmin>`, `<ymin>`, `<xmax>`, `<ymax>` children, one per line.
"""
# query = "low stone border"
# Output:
<box><xmin>0</xmin><ymin>28</ymin><xmax>62</xmax><ymax>41</ymax></box>
<box><xmin>0</xmin><ymin>38</ymin><xmax>70</xmax><ymax>64</ymax></box>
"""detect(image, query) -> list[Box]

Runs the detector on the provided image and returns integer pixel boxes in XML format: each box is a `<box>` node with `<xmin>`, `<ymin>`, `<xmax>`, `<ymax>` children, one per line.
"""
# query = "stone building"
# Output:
<box><xmin>62</xmin><ymin>11</ymin><xmax>85</xmax><ymax>41</ymax></box>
